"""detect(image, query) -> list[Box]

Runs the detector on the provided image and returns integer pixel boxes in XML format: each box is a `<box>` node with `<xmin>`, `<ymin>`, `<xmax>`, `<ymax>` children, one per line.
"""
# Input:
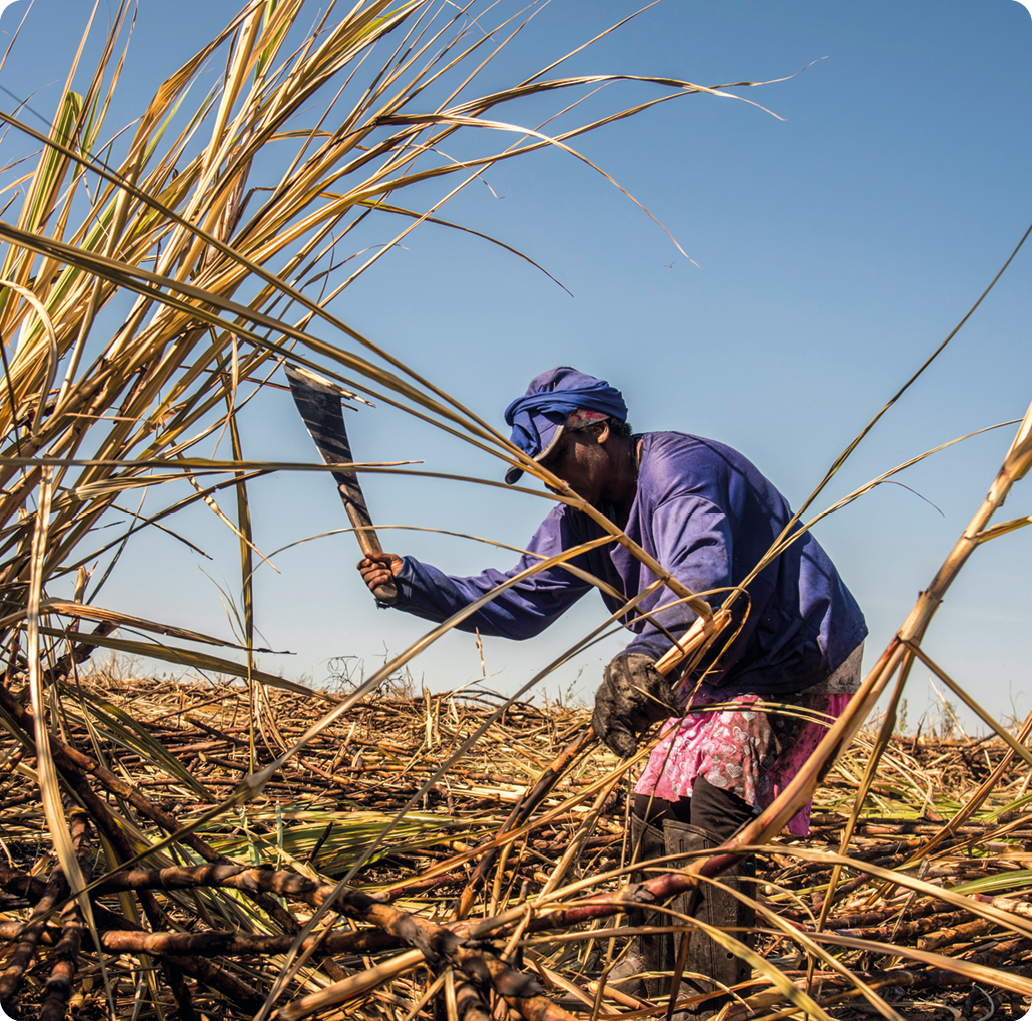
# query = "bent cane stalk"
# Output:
<box><xmin>704</xmin><ymin>394</ymin><xmax>1032</xmax><ymax>867</ymax></box>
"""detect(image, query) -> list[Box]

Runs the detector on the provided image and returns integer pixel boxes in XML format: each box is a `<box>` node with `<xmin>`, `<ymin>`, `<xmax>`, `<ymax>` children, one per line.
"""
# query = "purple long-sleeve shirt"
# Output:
<box><xmin>389</xmin><ymin>432</ymin><xmax>867</xmax><ymax>695</ymax></box>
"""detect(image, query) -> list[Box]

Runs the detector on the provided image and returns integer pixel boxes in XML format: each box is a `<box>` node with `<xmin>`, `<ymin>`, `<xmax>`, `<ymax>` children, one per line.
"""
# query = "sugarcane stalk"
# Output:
<box><xmin>78</xmin><ymin>925</ymin><xmax>401</xmax><ymax>959</ymax></box>
<box><xmin>919</xmin><ymin>916</ymin><xmax>998</xmax><ymax>952</ymax></box>
<box><xmin>0</xmin><ymin>870</ymin><xmax>67</xmax><ymax>1006</ymax></box>
<box><xmin>272</xmin><ymin>949</ymin><xmax>426</xmax><ymax>1021</ymax></box>
<box><xmin>833</xmin><ymin>909</ymin><xmax>973</xmax><ymax>941</ymax></box>
<box><xmin>0</xmin><ymin>892</ymin><xmax>305</xmax><ymax>1012</ymax></box>
<box><xmin>0</xmin><ymin>662</ymin><xmax>304</xmax><ymax>935</ymax></box>
<box><xmin>38</xmin><ymin>807</ymin><xmax>92</xmax><ymax>1021</ymax></box>
<box><xmin>725</xmin><ymin>965</ymin><xmax>1032</xmax><ymax>1021</ymax></box>
<box><xmin>86</xmin><ymin>863</ymin><xmax>580</xmax><ymax>1021</ymax></box>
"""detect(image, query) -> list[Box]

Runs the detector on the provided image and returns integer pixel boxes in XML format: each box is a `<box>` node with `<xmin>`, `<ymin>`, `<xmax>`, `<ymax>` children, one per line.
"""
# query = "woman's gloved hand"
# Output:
<box><xmin>591</xmin><ymin>653</ymin><xmax>681</xmax><ymax>757</ymax></box>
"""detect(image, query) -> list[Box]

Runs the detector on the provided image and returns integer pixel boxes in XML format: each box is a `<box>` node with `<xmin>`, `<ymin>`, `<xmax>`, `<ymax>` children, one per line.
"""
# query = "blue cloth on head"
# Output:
<box><xmin>504</xmin><ymin>367</ymin><xmax>627</xmax><ymax>459</ymax></box>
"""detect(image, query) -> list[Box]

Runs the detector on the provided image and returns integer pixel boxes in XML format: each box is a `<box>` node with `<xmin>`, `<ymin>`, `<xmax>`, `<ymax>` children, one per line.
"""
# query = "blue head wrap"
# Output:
<box><xmin>503</xmin><ymin>367</ymin><xmax>627</xmax><ymax>483</ymax></box>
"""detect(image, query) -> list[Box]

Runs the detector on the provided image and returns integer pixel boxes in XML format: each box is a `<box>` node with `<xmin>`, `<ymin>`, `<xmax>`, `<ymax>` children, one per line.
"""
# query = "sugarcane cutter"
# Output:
<box><xmin>284</xmin><ymin>364</ymin><xmax>397</xmax><ymax>604</ymax></box>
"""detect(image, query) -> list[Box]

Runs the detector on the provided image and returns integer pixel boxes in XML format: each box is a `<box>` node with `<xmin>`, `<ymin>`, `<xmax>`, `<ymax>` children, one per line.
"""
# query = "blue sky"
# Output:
<box><xmin>2</xmin><ymin>0</ymin><xmax>1030</xmax><ymax>729</ymax></box>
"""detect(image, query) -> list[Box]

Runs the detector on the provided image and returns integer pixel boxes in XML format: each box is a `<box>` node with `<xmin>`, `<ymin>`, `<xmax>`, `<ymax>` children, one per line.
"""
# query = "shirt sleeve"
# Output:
<box><xmin>387</xmin><ymin>508</ymin><xmax>594</xmax><ymax>640</ymax></box>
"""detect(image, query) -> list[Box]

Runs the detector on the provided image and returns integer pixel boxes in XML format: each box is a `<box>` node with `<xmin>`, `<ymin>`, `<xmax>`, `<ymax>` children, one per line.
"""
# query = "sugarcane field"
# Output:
<box><xmin>0</xmin><ymin>1</ymin><xmax>1030</xmax><ymax>1020</ymax></box>
<box><xmin>3</xmin><ymin>669</ymin><xmax>1032</xmax><ymax>1021</ymax></box>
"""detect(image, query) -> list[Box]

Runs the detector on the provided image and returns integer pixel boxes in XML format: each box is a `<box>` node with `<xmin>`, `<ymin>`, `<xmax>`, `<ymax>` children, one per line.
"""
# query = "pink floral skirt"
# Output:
<box><xmin>634</xmin><ymin>689</ymin><xmax>854</xmax><ymax>836</ymax></box>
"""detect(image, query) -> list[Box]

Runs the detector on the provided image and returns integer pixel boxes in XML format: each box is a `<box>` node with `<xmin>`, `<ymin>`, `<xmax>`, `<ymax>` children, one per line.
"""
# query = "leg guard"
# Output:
<box><xmin>662</xmin><ymin>820</ymin><xmax>755</xmax><ymax>1019</ymax></box>
<box><xmin>608</xmin><ymin>813</ymin><xmax>668</xmax><ymax>998</ymax></box>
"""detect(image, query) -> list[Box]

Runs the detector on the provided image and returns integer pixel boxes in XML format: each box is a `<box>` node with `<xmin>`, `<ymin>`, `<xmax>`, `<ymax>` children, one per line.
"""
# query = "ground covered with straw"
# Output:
<box><xmin>1</xmin><ymin>669</ymin><xmax>1030</xmax><ymax>1021</ymax></box>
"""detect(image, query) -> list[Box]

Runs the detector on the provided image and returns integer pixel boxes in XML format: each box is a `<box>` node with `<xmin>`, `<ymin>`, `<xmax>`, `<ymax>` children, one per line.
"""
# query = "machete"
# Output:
<box><xmin>285</xmin><ymin>364</ymin><xmax>397</xmax><ymax>604</ymax></box>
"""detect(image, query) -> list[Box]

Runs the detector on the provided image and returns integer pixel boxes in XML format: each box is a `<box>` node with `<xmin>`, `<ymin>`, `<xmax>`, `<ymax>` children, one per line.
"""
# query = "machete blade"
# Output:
<box><xmin>285</xmin><ymin>365</ymin><xmax>397</xmax><ymax>601</ymax></box>
<box><xmin>284</xmin><ymin>365</ymin><xmax>364</xmax><ymax>497</ymax></box>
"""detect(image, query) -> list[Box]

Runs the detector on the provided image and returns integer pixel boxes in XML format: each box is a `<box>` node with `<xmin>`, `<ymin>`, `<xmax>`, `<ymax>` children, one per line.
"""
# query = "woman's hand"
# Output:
<box><xmin>592</xmin><ymin>653</ymin><xmax>680</xmax><ymax>757</ymax></box>
<box><xmin>357</xmin><ymin>551</ymin><xmax>403</xmax><ymax>598</ymax></box>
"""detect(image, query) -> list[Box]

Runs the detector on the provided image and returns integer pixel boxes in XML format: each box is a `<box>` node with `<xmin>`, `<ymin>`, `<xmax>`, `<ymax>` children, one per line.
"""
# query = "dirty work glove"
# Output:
<box><xmin>591</xmin><ymin>653</ymin><xmax>681</xmax><ymax>758</ymax></box>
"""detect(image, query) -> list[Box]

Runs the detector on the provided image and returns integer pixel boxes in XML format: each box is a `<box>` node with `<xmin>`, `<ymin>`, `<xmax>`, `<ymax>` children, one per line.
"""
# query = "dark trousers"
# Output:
<box><xmin>632</xmin><ymin>776</ymin><xmax>755</xmax><ymax>842</ymax></box>
<box><xmin>622</xmin><ymin>777</ymin><xmax>756</xmax><ymax>1010</ymax></box>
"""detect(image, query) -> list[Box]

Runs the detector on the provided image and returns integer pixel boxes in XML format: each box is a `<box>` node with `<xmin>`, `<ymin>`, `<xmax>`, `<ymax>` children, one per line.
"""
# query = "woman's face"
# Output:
<box><xmin>538</xmin><ymin>423</ymin><xmax>612</xmax><ymax>506</ymax></box>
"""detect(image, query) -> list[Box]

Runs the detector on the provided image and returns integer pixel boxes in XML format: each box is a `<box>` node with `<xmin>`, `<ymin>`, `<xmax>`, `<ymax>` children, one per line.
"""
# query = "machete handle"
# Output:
<box><xmin>343</xmin><ymin>500</ymin><xmax>398</xmax><ymax>603</ymax></box>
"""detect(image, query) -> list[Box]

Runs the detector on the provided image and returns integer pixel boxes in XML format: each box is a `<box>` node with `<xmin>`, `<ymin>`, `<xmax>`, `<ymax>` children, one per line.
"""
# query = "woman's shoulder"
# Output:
<box><xmin>637</xmin><ymin>431</ymin><xmax>740</xmax><ymax>496</ymax></box>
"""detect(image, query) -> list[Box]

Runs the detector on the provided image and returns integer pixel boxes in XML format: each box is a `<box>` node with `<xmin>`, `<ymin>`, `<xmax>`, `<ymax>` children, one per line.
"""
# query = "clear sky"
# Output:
<box><xmin>2</xmin><ymin>0</ymin><xmax>1030</xmax><ymax>730</ymax></box>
